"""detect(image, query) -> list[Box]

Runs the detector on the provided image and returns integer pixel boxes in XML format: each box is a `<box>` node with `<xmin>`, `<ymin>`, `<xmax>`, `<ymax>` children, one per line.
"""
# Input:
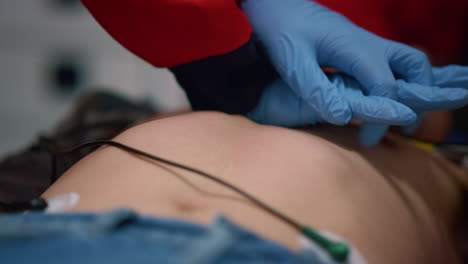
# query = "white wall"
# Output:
<box><xmin>0</xmin><ymin>0</ymin><xmax>189</xmax><ymax>158</ymax></box>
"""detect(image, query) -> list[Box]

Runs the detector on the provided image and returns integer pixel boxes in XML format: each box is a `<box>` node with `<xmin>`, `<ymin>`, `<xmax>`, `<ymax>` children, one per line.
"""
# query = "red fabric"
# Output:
<box><xmin>82</xmin><ymin>0</ymin><xmax>467</xmax><ymax>68</ymax></box>
<box><xmin>81</xmin><ymin>0</ymin><xmax>252</xmax><ymax>68</ymax></box>
<box><xmin>315</xmin><ymin>0</ymin><xmax>468</xmax><ymax>64</ymax></box>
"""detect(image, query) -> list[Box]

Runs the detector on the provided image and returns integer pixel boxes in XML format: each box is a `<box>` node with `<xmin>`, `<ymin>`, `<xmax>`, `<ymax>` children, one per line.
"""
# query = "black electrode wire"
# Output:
<box><xmin>54</xmin><ymin>140</ymin><xmax>303</xmax><ymax>231</ymax></box>
<box><xmin>137</xmin><ymin>161</ymin><xmax>250</xmax><ymax>205</ymax></box>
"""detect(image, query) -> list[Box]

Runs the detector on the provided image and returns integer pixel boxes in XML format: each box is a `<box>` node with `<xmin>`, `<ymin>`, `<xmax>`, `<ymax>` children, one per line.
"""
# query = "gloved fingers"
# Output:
<box><xmin>389</xmin><ymin>44</ymin><xmax>433</xmax><ymax>85</ymax></box>
<box><xmin>327</xmin><ymin>73</ymin><xmax>416</xmax><ymax>125</ymax></box>
<box><xmin>359</xmin><ymin>124</ymin><xmax>390</xmax><ymax>147</ymax></box>
<box><xmin>432</xmin><ymin>65</ymin><xmax>468</xmax><ymax>88</ymax></box>
<box><xmin>397</xmin><ymin>80</ymin><xmax>468</xmax><ymax>111</ymax></box>
<box><xmin>291</xmin><ymin>60</ymin><xmax>352</xmax><ymax>125</ymax></box>
<box><xmin>347</xmin><ymin>94</ymin><xmax>417</xmax><ymax>125</ymax></box>
<box><xmin>345</xmin><ymin>57</ymin><xmax>398</xmax><ymax>99</ymax></box>
<box><xmin>402</xmin><ymin>114</ymin><xmax>424</xmax><ymax>135</ymax></box>
<box><xmin>350</xmin><ymin>93</ymin><xmax>415</xmax><ymax>147</ymax></box>
<box><xmin>247</xmin><ymin>79</ymin><xmax>320</xmax><ymax>127</ymax></box>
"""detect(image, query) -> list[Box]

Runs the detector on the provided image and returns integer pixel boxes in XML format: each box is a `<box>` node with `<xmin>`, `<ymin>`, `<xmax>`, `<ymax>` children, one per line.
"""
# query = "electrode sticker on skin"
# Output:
<box><xmin>299</xmin><ymin>231</ymin><xmax>367</xmax><ymax>264</ymax></box>
<box><xmin>45</xmin><ymin>192</ymin><xmax>80</xmax><ymax>213</ymax></box>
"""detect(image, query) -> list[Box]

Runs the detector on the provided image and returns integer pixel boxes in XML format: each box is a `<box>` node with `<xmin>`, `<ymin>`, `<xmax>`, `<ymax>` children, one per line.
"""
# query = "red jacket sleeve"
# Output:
<box><xmin>81</xmin><ymin>0</ymin><xmax>252</xmax><ymax>68</ymax></box>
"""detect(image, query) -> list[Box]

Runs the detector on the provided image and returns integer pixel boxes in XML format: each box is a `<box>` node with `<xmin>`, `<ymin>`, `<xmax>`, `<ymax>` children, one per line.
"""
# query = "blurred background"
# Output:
<box><xmin>0</xmin><ymin>0</ymin><xmax>189</xmax><ymax>158</ymax></box>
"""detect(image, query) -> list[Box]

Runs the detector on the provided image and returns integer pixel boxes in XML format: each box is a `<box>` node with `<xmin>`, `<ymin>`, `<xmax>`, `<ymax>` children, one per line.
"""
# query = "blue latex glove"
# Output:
<box><xmin>248</xmin><ymin>71</ymin><xmax>468</xmax><ymax>133</ymax></box>
<box><xmin>248</xmin><ymin>74</ymin><xmax>416</xmax><ymax>127</ymax></box>
<box><xmin>241</xmin><ymin>0</ymin><xmax>433</xmax><ymax>125</ymax></box>
<box><xmin>360</xmin><ymin>65</ymin><xmax>468</xmax><ymax>146</ymax></box>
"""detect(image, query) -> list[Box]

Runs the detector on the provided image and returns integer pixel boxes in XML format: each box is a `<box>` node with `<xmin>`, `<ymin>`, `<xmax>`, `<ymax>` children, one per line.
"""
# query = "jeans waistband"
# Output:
<box><xmin>0</xmin><ymin>209</ymin><xmax>329</xmax><ymax>264</ymax></box>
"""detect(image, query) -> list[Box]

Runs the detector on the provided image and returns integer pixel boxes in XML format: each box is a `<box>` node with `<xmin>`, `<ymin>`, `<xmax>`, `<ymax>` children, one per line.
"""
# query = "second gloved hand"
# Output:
<box><xmin>248</xmin><ymin>74</ymin><xmax>417</xmax><ymax>127</ymax></box>
<box><xmin>248</xmin><ymin>71</ymin><xmax>468</xmax><ymax>138</ymax></box>
<box><xmin>360</xmin><ymin>65</ymin><xmax>468</xmax><ymax>146</ymax></box>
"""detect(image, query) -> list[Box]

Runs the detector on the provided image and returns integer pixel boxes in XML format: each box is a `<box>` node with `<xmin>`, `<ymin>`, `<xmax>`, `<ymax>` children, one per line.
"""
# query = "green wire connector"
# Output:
<box><xmin>301</xmin><ymin>226</ymin><xmax>350</xmax><ymax>262</ymax></box>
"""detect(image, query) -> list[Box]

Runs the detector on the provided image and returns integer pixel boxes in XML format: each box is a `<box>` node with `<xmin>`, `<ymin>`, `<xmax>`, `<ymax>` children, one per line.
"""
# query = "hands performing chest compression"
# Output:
<box><xmin>241</xmin><ymin>0</ymin><xmax>468</xmax><ymax>146</ymax></box>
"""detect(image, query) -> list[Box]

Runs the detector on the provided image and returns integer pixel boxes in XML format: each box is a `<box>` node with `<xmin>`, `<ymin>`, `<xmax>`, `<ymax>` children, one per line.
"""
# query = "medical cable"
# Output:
<box><xmin>407</xmin><ymin>137</ymin><xmax>468</xmax><ymax>152</ymax></box>
<box><xmin>60</xmin><ymin>140</ymin><xmax>351</xmax><ymax>262</ymax></box>
<box><xmin>0</xmin><ymin>139</ymin><xmax>350</xmax><ymax>262</ymax></box>
<box><xmin>3</xmin><ymin>135</ymin><xmax>467</xmax><ymax>261</ymax></box>
<box><xmin>407</xmin><ymin>137</ymin><xmax>468</xmax><ymax>172</ymax></box>
<box><xmin>5</xmin><ymin>139</ymin><xmax>346</xmax><ymax>262</ymax></box>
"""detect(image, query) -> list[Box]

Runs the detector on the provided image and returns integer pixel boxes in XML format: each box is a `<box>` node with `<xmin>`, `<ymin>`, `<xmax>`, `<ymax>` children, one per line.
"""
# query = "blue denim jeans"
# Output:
<box><xmin>0</xmin><ymin>209</ymin><xmax>329</xmax><ymax>264</ymax></box>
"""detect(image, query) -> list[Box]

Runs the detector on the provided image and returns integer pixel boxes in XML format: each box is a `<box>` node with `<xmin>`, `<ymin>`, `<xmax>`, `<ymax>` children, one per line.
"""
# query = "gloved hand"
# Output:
<box><xmin>360</xmin><ymin>65</ymin><xmax>468</xmax><ymax>146</ymax></box>
<box><xmin>432</xmin><ymin>65</ymin><xmax>468</xmax><ymax>88</ymax></box>
<box><xmin>248</xmin><ymin>70</ymin><xmax>468</xmax><ymax>137</ymax></box>
<box><xmin>248</xmin><ymin>74</ymin><xmax>417</xmax><ymax>127</ymax></box>
<box><xmin>241</xmin><ymin>0</ymin><xmax>433</xmax><ymax>125</ymax></box>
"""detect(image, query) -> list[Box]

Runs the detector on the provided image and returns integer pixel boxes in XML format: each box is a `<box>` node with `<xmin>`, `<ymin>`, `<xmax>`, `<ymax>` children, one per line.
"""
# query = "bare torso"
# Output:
<box><xmin>42</xmin><ymin>112</ymin><xmax>468</xmax><ymax>264</ymax></box>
